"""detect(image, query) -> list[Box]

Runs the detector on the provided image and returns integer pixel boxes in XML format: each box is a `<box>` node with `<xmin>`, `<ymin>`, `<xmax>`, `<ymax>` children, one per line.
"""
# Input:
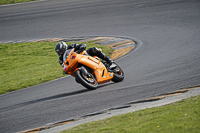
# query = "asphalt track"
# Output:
<box><xmin>0</xmin><ymin>0</ymin><xmax>200</xmax><ymax>132</ymax></box>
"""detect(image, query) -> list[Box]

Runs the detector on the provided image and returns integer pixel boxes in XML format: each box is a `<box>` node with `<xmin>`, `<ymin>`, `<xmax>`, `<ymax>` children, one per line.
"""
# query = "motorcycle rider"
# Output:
<box><xmin>55</xmin><ymin>41</ymin><xmax>113</xmax><ymax>67</ymax></box>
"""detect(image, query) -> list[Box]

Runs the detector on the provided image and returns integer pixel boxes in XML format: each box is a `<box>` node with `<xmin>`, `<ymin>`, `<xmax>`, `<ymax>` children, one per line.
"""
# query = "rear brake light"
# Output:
<box><xmin>71</xmin><ymin>56</ymin><xmax>76</xmax><ymax>59</ymax></box>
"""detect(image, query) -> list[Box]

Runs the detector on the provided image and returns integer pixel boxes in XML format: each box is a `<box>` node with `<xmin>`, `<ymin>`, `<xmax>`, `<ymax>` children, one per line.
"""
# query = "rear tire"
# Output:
<box><xmin>111</xmin><ymin>63</ymin><xmax>124</xmax><ymax>82</ymax></box>
<box><xmin>74</xmin><ymin>70</ymin><xmax>98</xmax><ymax>90</ymax></box>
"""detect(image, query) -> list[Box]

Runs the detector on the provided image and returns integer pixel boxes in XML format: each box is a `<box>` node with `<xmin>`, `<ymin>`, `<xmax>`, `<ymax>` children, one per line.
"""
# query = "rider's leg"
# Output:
<box><xmin>86</xmin><ymin>47</ymin><xmax>113</xmax><ymax>66</ymax></box>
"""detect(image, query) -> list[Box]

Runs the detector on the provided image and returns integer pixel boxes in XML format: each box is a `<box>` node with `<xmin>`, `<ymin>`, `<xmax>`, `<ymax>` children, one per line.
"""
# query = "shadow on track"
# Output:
<box><xmin>0</xmin><ymin>81</ymin><xmax>117</xmax><ymax>113</ymax></box>
<box><xmin>0</xmin><ymin>89</ymin><xmax>89</xmax><ymax>112</ymax></box>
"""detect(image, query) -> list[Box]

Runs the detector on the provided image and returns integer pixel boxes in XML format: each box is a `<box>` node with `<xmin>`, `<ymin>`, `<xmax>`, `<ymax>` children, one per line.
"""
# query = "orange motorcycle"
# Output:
<box><xmin>63</xmin><ymin>48</ymin><xmax>124</xmax><ymax>90</ymax></box>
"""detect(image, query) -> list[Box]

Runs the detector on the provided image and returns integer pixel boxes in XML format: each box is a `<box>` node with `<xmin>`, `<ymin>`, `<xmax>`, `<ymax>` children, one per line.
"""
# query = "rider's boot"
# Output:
<box><xmin>104</xmin><ymin>55</ymin><xmax>113</xmax><ymax>66</ymax></box>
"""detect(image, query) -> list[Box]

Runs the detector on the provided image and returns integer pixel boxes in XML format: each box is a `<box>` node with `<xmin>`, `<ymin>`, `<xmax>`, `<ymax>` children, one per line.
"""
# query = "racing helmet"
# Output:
<box><xmin>55</xmin><ymin>41</ymin><xmax>68</xmax><ymax>56</ymax></box>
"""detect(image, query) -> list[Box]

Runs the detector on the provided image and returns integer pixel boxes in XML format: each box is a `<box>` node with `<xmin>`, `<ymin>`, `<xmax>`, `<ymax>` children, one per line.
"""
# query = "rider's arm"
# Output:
<box><xmin>78</xmin><ymin>43</ymin><xmax>86</xmax><ymax>51</ymax></box>
<box><xmin>67</xmin><ymin>43</ymin><xmax>78</xmax><ymax>49</ymax></box>
<box><xmin>75</xmin><ymin>43</ymin><xmax>87</xmax><ymax>53</ymax></box>
<box><xmin>67</xmin><ymin>43</ymin><xmax>86</xmax><ymax>53</ymax></box>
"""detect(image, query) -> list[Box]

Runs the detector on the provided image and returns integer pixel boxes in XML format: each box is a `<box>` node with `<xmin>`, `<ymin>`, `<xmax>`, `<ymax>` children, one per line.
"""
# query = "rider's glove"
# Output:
<box><xmin>79</xmin><ymin>43</ymin><xmax>86</xmax><ymax>51</ymax></box>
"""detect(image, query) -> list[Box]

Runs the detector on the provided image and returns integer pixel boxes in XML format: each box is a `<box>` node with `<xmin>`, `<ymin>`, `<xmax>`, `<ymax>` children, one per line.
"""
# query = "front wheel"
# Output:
<box><xmin>111</xmin><ymin>62</ymin><xmax>124</xmax><ymax>82</ymax></box>
<box><xmin>74</xmin><ymin>69</ymin><xmax>98</xmax><ymax>90</ymax></box>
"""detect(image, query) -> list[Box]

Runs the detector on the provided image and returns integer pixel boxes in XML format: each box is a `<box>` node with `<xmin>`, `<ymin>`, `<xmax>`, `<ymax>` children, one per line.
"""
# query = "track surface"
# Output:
<box><xmin>0</xmin><ymin>0</ymin><xmax>200</xmax><ymax>132</ymax></box>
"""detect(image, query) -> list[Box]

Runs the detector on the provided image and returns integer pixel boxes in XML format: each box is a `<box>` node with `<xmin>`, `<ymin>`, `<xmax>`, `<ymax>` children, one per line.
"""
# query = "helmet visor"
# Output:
<box><xmin>56</xmin><ymin>49</ymin><xmax>65</xmax><ymax>56</ymax></box>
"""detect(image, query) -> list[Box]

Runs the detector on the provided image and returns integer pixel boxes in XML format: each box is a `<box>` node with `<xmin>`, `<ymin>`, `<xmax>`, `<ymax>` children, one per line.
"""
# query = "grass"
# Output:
<box><xmin>61</xmin><ymin>95</ymin><xmax>200</xmax><ymax>133</ymax></box>
<box><xmin>0</xmin><ymin>0</ymin><xmax>37</xmax><ymax>5</ymax></box>
<box><xmin>0</xmin><ymin>41</ymin><xmax>113</xmax><ymax>94</ymax></box>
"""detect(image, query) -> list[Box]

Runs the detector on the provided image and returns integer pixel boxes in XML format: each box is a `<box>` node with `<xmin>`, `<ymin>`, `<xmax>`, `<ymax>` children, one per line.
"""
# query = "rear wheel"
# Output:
<box><xmin>74</xmin><ymin>69</ymin><xmax>98</xmax><ymax>90</ymax></box>
<box><xmin>111</xmin><ymin>62</ymin><xmax>124</xmax><ymax>82</ymax></box>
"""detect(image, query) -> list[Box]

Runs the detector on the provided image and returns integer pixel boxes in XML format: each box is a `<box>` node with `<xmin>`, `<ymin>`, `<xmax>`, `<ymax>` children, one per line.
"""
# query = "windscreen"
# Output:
<box><xmin>63</xmin><ymin>49</ymin><xmax>73</xmax><ymax>61</ymax></box>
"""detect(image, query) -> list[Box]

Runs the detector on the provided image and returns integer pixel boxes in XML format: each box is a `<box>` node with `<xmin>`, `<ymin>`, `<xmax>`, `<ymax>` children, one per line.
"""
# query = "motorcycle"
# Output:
<box><xmin>63</xmin><ymin>48</ymin><xmax>124</xmax><ymax>90</ymax></box>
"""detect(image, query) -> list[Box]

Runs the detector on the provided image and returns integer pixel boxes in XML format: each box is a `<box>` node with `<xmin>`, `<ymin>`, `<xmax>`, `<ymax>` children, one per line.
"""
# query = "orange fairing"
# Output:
<box><xmin>63</xmin><ymin>48</ymin><xmax>113</xmax><ymax>84</ymax></box>
<box><xmin>78</xmin><ymin>55</ymin><xmax>113</xmax><ymax>84</ymax></box>
<box><xmin>63</xmin><ymin>49</ymin><xmax>78</xmax><ymax>74</ymax></box>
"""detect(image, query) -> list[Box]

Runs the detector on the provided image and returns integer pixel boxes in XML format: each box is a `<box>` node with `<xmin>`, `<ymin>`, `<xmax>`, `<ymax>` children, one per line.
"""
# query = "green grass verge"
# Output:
<box><xmin>0</xmin><ymin>0</ymin><xmax>37</xmax><ymax>5</ymax></box>
<box><xmin>61</xmin><ymin>95</ymin><xmax>200</xmax><ymax>133</ymax></box>
<box><xmin>0</xmin><ymin>41</ymin><xmax>113</xmax><ymax>95</ymax></box>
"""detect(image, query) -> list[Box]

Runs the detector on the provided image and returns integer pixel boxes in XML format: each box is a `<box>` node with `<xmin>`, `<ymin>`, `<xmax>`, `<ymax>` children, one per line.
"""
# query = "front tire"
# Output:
<box><xmin>74</xmin><ymin>70</ymin><xmax>98</xmax><ymax>90</ymax></box>
<box><xmin>111</xmin><ymin>62</ymin><xmax>124</xmax><ymax>82</ymax></box>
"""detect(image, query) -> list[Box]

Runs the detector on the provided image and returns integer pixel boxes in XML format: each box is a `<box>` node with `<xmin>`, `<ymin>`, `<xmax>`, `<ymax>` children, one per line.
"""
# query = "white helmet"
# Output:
<box><xmin>55</xmin><ymin>41</ymin><xmax>68</xmax><ymax>56</ymax></box>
